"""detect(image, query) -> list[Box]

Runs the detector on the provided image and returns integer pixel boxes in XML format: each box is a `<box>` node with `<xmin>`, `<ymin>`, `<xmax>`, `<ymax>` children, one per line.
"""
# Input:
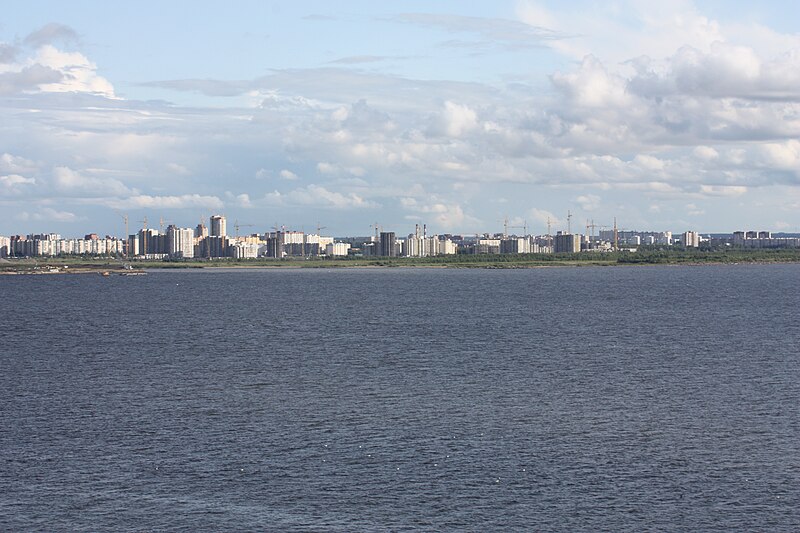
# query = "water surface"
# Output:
<box><xmin>1</xmin><ymin>265</ymin><xmax>799</xmax><ymax>531</ymax></box>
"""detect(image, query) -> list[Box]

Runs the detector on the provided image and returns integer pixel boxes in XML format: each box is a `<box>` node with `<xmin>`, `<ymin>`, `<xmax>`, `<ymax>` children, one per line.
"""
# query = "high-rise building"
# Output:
<box><xmin>325</xmin><ymin>242</ymin><xmax>351</xmax><ymax>256</ymax></box>
<box><xmin>210</xmin><ymin>215</ymin><xmax>226</xmax><ymax>237</ymax></box>
<box><xmin>379</xmin><ymin>232</ymin><xmax>397</xmax><ymax>257</ymax></box>
<box><xmin>553</xmin><ymin>232</ymin><xmax>581</xmax><ymax>253</ymax></box>
<box><xmin>682</xmin><ymin>231</ymin><xmax>700</xmax><ymax>248</ymax></box>
<box><xmin>167</xmin><ymin>225</ymin><xmax>195</xmax><ymax>258</ymax></box>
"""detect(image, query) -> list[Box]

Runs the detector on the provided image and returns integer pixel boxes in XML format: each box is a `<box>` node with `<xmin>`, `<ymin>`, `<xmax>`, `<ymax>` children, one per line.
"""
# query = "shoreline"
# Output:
<box><xmin>4</xmin><ymin>256</ymin><xmax>800</xmax><ymax>274</ymax></box>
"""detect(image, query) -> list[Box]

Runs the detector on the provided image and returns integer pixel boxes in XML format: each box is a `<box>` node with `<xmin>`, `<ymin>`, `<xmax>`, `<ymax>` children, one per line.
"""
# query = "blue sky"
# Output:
<box><xmin>2</xmin><ymin>1</ymin><xmax>800</xmax><ymax>237</ymax></box>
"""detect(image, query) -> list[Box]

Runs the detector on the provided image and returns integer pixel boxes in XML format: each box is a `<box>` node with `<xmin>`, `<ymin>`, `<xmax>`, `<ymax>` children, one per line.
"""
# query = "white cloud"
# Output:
<box><xmin>236</xmin><ymin>193</ymin><xmax>252</xmax><ymax>208</ymax></box>
<box><xmin>526</xmin><ymin>208</ymin><xmax>561</xmax><ymax>231</ymax></box>
<box><xmin>0</xmin><ymin>153</ymin><xmax>39</xmax><ymax>174</ymax></box>
<box><xmin>437</xmin><ymin>101</ymin><xmax>478</xmax><ymax>137</ymax></box>
<box><xmin>32</xmin><ymin>45</ymin><xmax>115</xmax><ymax>97</ymax></box>
<box><xmin>110</xmin><ymin>194</ymin><xmax>224</xmax><ymax>210</ymax></box>
<box><xmin>52</xmin><ymin>166</ymin><xmax>132</xmax><ymax>197</ymax></box>
<box><xmin>317</xmin><ymin>162</ymin><xmax>338</xmax><ymax>175</ymax></box>
<box><xmin>518</xmin><ymin>1</ymin><xmax>725</xmax><ymax>63</ymax></box>
<box><xmin>19</xmin><ymin>206</ymin><xmax>79</xmax><ymax>222</ymax></box>
<box><xmin>698</xmin><ymin>185</ymin><xmax>747</xmax><ymax>196</ymax></box>
<box><xmin>400</xmin><ymin>197</ymin><xmax>480</xmax><ymax>231</ymax></box>
<box><xmin>552</xmin><ymin>55</ymin><xmax>631</xmax><ymax>109</ymax></box>
<box><xmin>760</xmin><ymin>140</ymin><xmax>800</xmax><ymax>171</ymax></box>
<box><xmin>280</xmin><ymin>169</ymin><xmax>299</xmax><ymax>181</ymax></box>
<box><xmin>686</xmin><ymin>203</ymin><xmax>705</xmax><ymax>216</ymax></box>
<box><xmin>286</xmin><ymin>184</ymin><xmax>376</xmax><ymax>210</ymax></box>
<box><xmin>166</xmin><ymin>163</ymin><xmax>191</xmax><ymax>176</ymax></box>
<box><xmin>576</xmin><ymin>194</ymin><xmax>601</xmax><ymax>211</ymax></box>
<box><xmin>693</xmin><ymin>146</ymin><xmax>719</xmax><ymax>160</ymax></box>
<box><xmin>0</xmin><ymin>174</ymin><xmax>36</xmax><ymax>194</ymax></box>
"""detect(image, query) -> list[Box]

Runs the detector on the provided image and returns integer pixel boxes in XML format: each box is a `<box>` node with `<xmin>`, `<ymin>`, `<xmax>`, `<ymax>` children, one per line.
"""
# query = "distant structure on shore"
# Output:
<box><xmin>2</xmin><ymin>217</ymin><xmax>799</xmax><ymax>260</ymax></box>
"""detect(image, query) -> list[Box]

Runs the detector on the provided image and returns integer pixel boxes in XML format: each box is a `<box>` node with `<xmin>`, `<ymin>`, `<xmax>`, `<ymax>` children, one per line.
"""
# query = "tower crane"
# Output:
<box><xmin>370</xmin><ymin>222</ymin><xmax>381</xmax><ymax>242</ymax></box>
<box><xmin>507</xmin><ymin>220</ymin><xmax>528</xmax><ymax>237</ymax></box>
<box><xmin>233</xmin><ymin>220</ymin><xmax>255</xmax><ymax>239</ymax></box>
<box><xmin>586</xmin><ymin>219</ymin><xmax>607</xmax><ymax>241</ymax></box>
<box><xmin>114</xmin><ymin>211</ymin><xmax>129</xmax><ymax>258</ymax></box>
<box><xmin>137</xmin><ymin>216</ymin><xmax>149</xmax><ymax>255</ymax></box>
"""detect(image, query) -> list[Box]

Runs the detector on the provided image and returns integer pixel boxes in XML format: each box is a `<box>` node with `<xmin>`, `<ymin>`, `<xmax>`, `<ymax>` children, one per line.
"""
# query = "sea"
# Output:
<box><xmin>1</xmin><ymin>265</ymin><xmax>799</xmax><ymax>532</ymax></box>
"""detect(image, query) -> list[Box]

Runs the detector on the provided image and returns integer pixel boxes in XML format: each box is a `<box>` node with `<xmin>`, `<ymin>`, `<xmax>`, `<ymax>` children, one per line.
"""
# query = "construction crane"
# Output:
<box><xmin>233</xmin><ymin>220</ymin><xmax>255</xmax><ymax>239</ymax></box>
<box><xmin>137</xmin><ymin>216</ymin><xmax>148</xmax><ymax>255</ymax></box>
<box><xmin>507</xmin><ymin>220</ymin><xmax>528</xmax><ymax>237</ymax></box>
<box><xmin>370</xmin><ymin>222</ymin><xmax>381</xmax><ymax>242</ymax></box>
<box><xmin>612</xmin><ymin>217</ymin><xmax>628</xmax><ymax>251</ymax></box>
<box><xmin>567</xmin><ymin>210</ymin><xmax>573</xmax><ymax>234</ymax></box>
<box><xmin>114</xmin><ymin>211</ymin><xmax>129</xmax><ymax>258</ymax></box>
<box><xmin>316</xmin><ymin>222</ymin><xmax>327</xmax><ymax>236</ymax></box>
<box><xmin>586</xmin><ymin>219</ymin><xmax>606</xmax><ymax>241</ymax></box>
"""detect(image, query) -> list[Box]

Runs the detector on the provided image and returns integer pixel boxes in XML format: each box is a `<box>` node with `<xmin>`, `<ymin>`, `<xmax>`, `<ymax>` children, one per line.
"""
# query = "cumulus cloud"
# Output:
<box><xmin>698</xmin><ymin>185</ymin><xmax>747</xmax><ymax>196</ymax></box>
<box><xmin>400</xmin><ymin>197</ymin><xmax>479</xmax><ymax>231</ymax></box>
<box><xmin>685</xmin><ymin>203</ymin><xmax>705</xmax><ymax>216</ymax></box>
<box><xmin>32</xmin><ymin>45</ymin><xmax>115</xmax><ymax>97</ymax></box>
<box><xmin>286</xmin><ymin>184</ymin><xmax>376</xmax><ymax>210</ymax></box>
<box><xmin>526</xmin><ymin>208</ymin><xmax>561</xmax><ymax>231</ymax></box>
<box><xmin>760</xmin><ymin>140</ymin><xmax>800</xmax><ymax>171</ymax></box>
<box><xmin>552</xmin><ymin>55</ymin><xmax>630</xmax><ymax>109</ymax></box>
<box><xmin>0</xmin><ymin>43</ymin><xmax>17</xmax><ymax>64</ymax></box>
<box><xmin>433</xmin><ymin>101</ymin><xmax>479</xmax><ymax>137</ymax></box>
<box><xmin>0</xmin><ymin>64</ymin><xmax>63</xmax><ymax>95</ymax></box>
<box><xmin>166</xmin><ymin>163</ymin><xmax>191</xmax><ymax>176</ymax></box>
<box><xmin>693</xmin><ymin>146</ymin><xmax>719</xmax><ymax>160</ymax></box>
<box><xmin>576</xmin><ymin>194</ymin><xmax>601</xmax><ymax>211</ymax></box>
<box><xmin>0</xmin><ymin>174</ymin><xmax>36</xmax><ymax>194</ymax></box>
<box><xmin>109</xmin><ymin>194</ymin><xmax>224</xmax><ymax>210</ymax></box>
<box><xmin>19</xmin><ymin>206</ymin><xmax>79</xmax><ymax>222</ymax></box>
<box><xmin>1</xmin><ymin>153</ymin><xmax>39</xmax><ymax>174</ymax></box>
<box><xmin>52</xmin><ymin>166</ymin><xmax>132</xmax><ymax>197</ymax></box>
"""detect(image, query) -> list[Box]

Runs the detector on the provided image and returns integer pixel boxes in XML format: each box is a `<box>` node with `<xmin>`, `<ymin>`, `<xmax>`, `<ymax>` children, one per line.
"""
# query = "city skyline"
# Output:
<box><xmin>2</xmin><ymin>1</ymin><xmax>800</xmax><ymax>236</ymax></box>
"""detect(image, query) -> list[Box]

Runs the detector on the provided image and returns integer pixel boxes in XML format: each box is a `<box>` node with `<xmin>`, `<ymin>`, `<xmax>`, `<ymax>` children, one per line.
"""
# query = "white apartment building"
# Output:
<box><xmin>682</xmin><ymin>231</ymin><xmax>700</xmax><ymax>247</ymax></box>
<box><xmin>325</xmin><ymin>242</ymin><xmax>351</xmax><ymax>256</ymax></box>
<box><xmin>167</xmin><ymin>226</ymin><xmax>195</xmax><ymax>258</ymax></box>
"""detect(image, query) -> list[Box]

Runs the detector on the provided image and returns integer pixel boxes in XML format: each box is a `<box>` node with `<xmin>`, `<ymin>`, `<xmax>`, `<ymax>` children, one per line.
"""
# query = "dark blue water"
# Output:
<box><xmin>1</xmin><ymin>265</ymin><xmax>799</xmax><ymax>531</ymax></box>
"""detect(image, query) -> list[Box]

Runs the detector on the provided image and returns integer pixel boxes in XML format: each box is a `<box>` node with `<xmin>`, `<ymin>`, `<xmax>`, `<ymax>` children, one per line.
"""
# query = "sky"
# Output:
<box><xmin>2</xmin><ymin>0</ymin><xmax>800</xmax><ymax>237</ymax></box>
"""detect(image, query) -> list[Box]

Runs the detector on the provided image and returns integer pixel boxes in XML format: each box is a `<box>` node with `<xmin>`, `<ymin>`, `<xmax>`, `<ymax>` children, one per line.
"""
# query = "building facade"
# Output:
<box><xmin>210</xmin><ymin>215</ymin><xmax>227</xmax><ymax>237</ymax></box>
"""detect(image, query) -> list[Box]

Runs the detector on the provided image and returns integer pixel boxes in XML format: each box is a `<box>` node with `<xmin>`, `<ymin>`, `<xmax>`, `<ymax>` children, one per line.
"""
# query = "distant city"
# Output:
<box><xmin>2</xmin><ymin>214</ymin><xmax>800</xmax><ymax>260</ymax></box>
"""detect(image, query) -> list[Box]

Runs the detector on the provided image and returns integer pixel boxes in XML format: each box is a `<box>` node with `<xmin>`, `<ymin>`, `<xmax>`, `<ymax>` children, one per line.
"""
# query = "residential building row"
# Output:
<box><xmin>2</xmin><ymin>218</ymin><xmax>797</xmax><ymax>259</ymax></box>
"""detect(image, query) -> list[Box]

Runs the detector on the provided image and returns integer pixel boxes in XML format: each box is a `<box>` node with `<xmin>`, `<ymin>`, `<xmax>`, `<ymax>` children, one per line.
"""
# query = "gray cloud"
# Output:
<box><xmin>0</xmin><ymin>64</ymin><xmax>63</xmax><ymax>95</ymax></box>
<box><xmin>0</xmin><ymin>43</ymin><xmax>17</xmax><ymax>63</ymax></box>
<box><xmin>329</xmin><ymin>55</ymin><xmax>392</xmax><ymax>64</ymax></box>
<box><xmin>302</xmin><ymin>14</ymin><xmax>337</xmax><ymax>21</ymax></box>
<box><xmin>391</xmin><ymin>12</ymin><xmax>568</xmax><ymax>50</ymax></box>
<box><xmin>24</xmin><ymin>23</ymin><xmax>80</xmax><ymax>48</ymax></box>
